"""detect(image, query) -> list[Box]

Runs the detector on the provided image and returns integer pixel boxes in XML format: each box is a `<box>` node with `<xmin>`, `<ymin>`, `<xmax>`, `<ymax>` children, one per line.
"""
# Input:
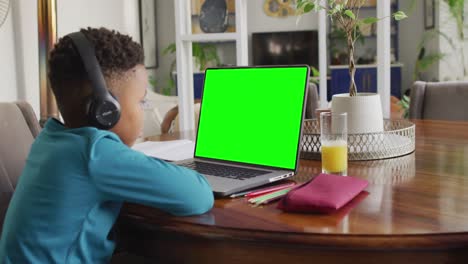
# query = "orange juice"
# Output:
<box><xmin>321</xmin><ymin>140</ymin><xmax>347</xmax><ymax>174</ymax></box>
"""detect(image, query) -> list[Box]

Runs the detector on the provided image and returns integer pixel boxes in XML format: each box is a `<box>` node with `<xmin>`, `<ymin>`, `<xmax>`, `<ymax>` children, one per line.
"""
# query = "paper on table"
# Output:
<box><xmin>132</xmin><ymin>140</ymin><xmax>195</xmax><ymax>161</ymax></box>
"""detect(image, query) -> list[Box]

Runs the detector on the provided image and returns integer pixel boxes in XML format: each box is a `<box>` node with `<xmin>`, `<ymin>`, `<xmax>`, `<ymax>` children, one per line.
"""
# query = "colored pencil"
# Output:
<box><xmin>229</xmin><ymin>190</ymin><xmax>251</xmax><ymax>198</ymax></box>
<box><xmin>229</xmin><ymin>182</ymin><xmax>295</xmax><ymax>199</ymax></box>
<box><xmin>248</xmin><ymin>187</ymin><xmax>293</xmax><ymax>205</ymax></box>
<box><xmin>245</xmin><ymin>182</ymin><xmax>296</xmax><ymax>198</ymax></box>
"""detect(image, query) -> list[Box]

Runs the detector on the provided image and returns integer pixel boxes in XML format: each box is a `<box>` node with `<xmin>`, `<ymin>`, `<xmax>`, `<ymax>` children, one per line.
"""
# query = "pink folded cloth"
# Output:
<box><xmin>277</xmin><ymin>173</ymin><xmax>368</xmax><ymax>213</ymax></box>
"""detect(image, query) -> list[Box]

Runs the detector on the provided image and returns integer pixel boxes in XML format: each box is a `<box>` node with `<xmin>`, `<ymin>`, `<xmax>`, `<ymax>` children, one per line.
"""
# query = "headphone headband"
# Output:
<box><xmin>67</xmin><ymin>32</ymin><xmax>108</xmax><ymax>98</ymax></box>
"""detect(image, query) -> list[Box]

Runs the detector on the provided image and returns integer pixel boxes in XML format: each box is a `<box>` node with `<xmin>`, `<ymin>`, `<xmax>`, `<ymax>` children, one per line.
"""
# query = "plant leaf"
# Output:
<box><xmin>393</xmin><ymin>11</ymin><xmax>408</xmax><ymax>21</ymax></box>
<box><xmin>362</xmin><ymin>17</ymin><xmax>379</xmax><ymax>24</ymax></box>
<box><xmin>163</xmin><ymin>43</ymin><xmax>176</xmax><ymax>55</ymax></box>
<box><xmin>311</xmin><ymin>66</ymin><xmax>320</xmax><ymax>77</ymax></box>
<box><xmin>402</xmin><ymin>95</ymin><xmax>410</xmax><ymax>103</ymax></box>
<box><xmin>344</xmin><ymin>10</ymin><xmax>356</xmax><ymax>20</ymax></box>
<box><xmin>335</xmin><ymin>4</ymin><xmax>343</xmax><ymax>12</ymax></box>
<box><xmin>397</xmin><ymin>95</ymin><xmax>410</xmax><ymax>110</ymax></box>
<box><xmin>148</xmin><ymin>76</ymin><xmax>158</xmax><ymax>89</ymax></box>
<box><xmin>296</xmin><ymin>0</ymin><xmax>307</xmax><ymax>9</ymax></box>
<box><xmin>417</xmin><ymin>53</ymin><xmax>445</xmax><ymax>71</ymax></box>
<box><xmin>403</xmin><ymin>111</ymin><xmax>409</xmax><ymax>119</ymax></box>
<box><xmin>303</xmin><ymin>2</ymin><xmax>315</xmax><ymax>13</ymax></box>
<box><xmin>399</xmin><ymin>99</ymin><xmax>409</xmax><ymax>109</ymax></box>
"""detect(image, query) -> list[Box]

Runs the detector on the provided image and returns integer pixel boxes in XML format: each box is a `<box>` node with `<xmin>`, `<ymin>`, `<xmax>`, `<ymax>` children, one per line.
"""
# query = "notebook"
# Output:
<box><xmin>174</xmin><ymin>65</ymin><xmax>310</xmax><ymax>197</ymax></box>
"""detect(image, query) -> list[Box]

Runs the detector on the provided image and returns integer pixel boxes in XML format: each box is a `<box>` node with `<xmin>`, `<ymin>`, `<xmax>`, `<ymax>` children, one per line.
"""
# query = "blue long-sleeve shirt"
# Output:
<box><xmin>0</xmin><ymin>119</ymin><xmax>214</xmax><ymax>263</ymax></box>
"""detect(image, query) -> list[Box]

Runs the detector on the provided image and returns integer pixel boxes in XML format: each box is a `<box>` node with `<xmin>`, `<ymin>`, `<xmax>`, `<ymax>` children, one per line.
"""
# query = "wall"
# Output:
<box><xmin>400</xmin><ymin>0</ymin><xmax>468</xmax><ymax>85</ymax></box>
<box><xmin>11</xmin><ymin>0</ymin><xmax>40</xmax><ymax>115</ymax></box>
<box><xmin>151</xmin><ymin>0</ymin><xmax>176</xmax><ymax>94</ymax></box>
<box><xmin>437</xmin><ymin>1</ymin><xmax>468</xmax><ymax>81</ymax></box>
<box><xmin>398</xmin><ymin>0</ymin><xmax>428</xmax><ymax>93</ymax></box>
<box><xmin>423</xmin><ymin>0</ymin><xmax>441</xmax><ymax>83</ymax></box>
<box><xmin>56</xmin><ymin>0</ymin><xmax>139</xmax><ymax>39</ymax></box>
<box><xmin>0</xmin><ymin>5</ymin><xmax>18</xmax><ymax>102</ymax></box>
<box><xmin>395</xmin><ymin>0</ymin><xmax>468</xmax><ymax>93</ymax></box>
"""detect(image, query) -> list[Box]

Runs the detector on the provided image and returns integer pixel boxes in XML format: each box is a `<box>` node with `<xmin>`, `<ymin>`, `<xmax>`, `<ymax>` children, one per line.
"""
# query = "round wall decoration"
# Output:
<box><xmin>263</xmin><ymin>0</ymin><xmax>295</xmax><ymax>18</ymax></box>
<box><xmin>199</xmin><ymin>0</ymin><xmax>228</xmax><ymax>33</ymax></box>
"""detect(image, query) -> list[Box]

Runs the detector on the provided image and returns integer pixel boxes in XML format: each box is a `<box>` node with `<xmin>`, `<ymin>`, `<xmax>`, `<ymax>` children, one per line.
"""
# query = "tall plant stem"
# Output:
<box><xmin>462</xmin><ymin>47</ymin><xmax>468</xmax><ymax>77</ymax></box>
<box><xmin>461</xmin><ymin>31</ymin><xmax>467</xmax><ymax>77</ymax></box>
<box><xmin>347</xmin><ymin>34</ymin><xmax>357</xmax><ymax>96</ymax></box>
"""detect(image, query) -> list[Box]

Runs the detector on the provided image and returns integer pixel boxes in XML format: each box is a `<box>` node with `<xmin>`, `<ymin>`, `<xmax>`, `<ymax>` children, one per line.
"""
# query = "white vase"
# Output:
<box><xmin>331</xmin><ymin>93</ymin><xmax>384</xmax><ymax>134</ymax></box>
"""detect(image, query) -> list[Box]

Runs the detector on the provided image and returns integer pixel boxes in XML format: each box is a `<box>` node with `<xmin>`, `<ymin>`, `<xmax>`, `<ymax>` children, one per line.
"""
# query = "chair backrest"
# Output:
<box><xmin>0</xmin><ymin>101</ymin><xmax>40</xmax><ymax>229</ymax></box>
<box><xmin>409</xmin><ymin>81</ymin><xmax>468</xmax><ymax>121</ymax></box>
<box><xmin>142</xmin><ymin>90</ymin><xmax>179</xmax><ymax>137</ymax></box>
<box><xmin>162</xmin><ymin>103</ymin><xmax>201</xmax><ymax>134</ymax></box>
<box><xmin>305</xmin><ymin>82</ymin><xmax>319</xmax><ymax>119</ymax></box>
<box><xmin>0</xmin><ymin>101</ymin><xmax>40</xmax><ymax>191</ymax></box>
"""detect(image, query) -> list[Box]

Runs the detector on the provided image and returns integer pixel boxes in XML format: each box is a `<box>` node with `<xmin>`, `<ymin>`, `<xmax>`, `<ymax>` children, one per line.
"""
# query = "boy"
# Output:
<box><xmin>0</xmin><ymin>27</ymin><xmax>214</xmax><ymax>263</ymax></box>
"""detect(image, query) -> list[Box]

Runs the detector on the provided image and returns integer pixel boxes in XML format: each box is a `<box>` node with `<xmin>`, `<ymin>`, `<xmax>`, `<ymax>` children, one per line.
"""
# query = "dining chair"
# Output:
<box><xmin>305</xmin><ymin>82</ymin><xmax>319</xmax><ymax>119</ymax></box>
<box><xmin>409</xmin><ymin>81</ymin><xmax>468</xmax><ymax>121</ymax></box>
<box><xmin>142</xmin><ymin>90</ymin><xmax>179</xmax><ymax>137</ymax></box>
<box><xmin>0</xmin><ymin>101</ymin><xmax>41</xmax><ymax>233</ymax></box>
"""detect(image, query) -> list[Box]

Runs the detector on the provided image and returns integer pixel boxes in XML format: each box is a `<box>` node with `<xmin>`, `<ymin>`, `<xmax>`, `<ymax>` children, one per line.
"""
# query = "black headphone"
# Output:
<box><xmin>67</xmin><ymin>32</ymin><xmax>121</xmax><ymax>130</ymax></box>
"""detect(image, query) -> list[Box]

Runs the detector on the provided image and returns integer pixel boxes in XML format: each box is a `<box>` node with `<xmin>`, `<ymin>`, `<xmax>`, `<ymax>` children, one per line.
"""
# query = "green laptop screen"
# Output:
<box><xmin>194</xmin><ymin>66</ymin><xmax>309</xmax><ymax>170</ymax></box>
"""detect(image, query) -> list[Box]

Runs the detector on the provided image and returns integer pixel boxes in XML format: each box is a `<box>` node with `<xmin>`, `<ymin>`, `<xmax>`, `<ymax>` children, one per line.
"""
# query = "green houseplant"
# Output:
<box><xmin>296</xmin><ymin>0</ymin><xmax>407</xmax><ymax>96</ymax></box>
<box><xmin>163</xmin><ymin>42</ymin><xmax>221</xmax><ymax>72</ymax></box>
<box><xmin>161</xmin><ymin>42</ymin><xmax>220</xmax><ymax>95</ymax></box>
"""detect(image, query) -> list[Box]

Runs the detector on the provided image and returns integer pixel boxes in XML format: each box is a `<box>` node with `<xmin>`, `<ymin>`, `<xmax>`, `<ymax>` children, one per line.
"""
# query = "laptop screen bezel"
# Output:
<box><xmin>193</xmin><ymin>65</ymin><xmax>310</xmax><ymax>173</ymax></box>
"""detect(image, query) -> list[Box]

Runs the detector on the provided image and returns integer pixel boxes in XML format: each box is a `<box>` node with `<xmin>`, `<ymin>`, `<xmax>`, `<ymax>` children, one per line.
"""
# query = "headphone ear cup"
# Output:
<box><xmin>88</xmin><ymin>95</ymin><xmax>121</xmax><ymax>130</ymax></box>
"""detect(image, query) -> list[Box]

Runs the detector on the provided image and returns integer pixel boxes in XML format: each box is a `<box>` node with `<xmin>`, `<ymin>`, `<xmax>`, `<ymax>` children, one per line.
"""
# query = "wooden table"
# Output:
<box><xmin>118</xmin><ymin>119</ymin><xmax>468</xmax><ymax>263</ymax></box>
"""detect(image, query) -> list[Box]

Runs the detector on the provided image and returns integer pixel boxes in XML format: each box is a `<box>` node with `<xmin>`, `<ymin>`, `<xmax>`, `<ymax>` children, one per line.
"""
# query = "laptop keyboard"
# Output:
<box><xmin>179</xmin><ymin>161</ymin><xmax>269</xmax><ymax>180</ymax></box>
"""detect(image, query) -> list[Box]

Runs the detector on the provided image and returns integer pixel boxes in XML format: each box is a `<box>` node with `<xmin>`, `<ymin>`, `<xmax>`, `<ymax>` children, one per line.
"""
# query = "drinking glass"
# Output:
<box><xmin>320</xmin><ymin>112</ymin><xmax>348</xmax><ymax>176</ymax></box>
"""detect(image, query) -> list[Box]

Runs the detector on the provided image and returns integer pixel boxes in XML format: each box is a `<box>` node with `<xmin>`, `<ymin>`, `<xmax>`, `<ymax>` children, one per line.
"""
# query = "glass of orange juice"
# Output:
<box><xmin>320</xmin><ymin>112</ymin><xmax>348</xmax><ymax>176</ymax></box>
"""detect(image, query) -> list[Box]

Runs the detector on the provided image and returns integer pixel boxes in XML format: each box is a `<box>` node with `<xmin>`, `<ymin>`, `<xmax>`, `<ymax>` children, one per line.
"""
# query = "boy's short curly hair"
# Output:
<box><xmin>48</xmin><ymin>27</ymin><xmax>144</xmax><ymax>120</ymax></box>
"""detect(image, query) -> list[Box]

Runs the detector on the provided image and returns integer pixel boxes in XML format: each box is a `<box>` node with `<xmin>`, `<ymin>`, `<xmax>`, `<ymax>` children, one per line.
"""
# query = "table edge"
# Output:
<box><xmin>121</xmin><ymin>214</ymin><xmax>468</xmax><ymax>250</ymax></box>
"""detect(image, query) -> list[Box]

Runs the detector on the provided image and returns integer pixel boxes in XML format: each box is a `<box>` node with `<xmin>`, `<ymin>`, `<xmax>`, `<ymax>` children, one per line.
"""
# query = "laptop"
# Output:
<box><xmin>174</xmin><ymin>65</ymin><xmax>310</xmax><ymax>197</ymax></box>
